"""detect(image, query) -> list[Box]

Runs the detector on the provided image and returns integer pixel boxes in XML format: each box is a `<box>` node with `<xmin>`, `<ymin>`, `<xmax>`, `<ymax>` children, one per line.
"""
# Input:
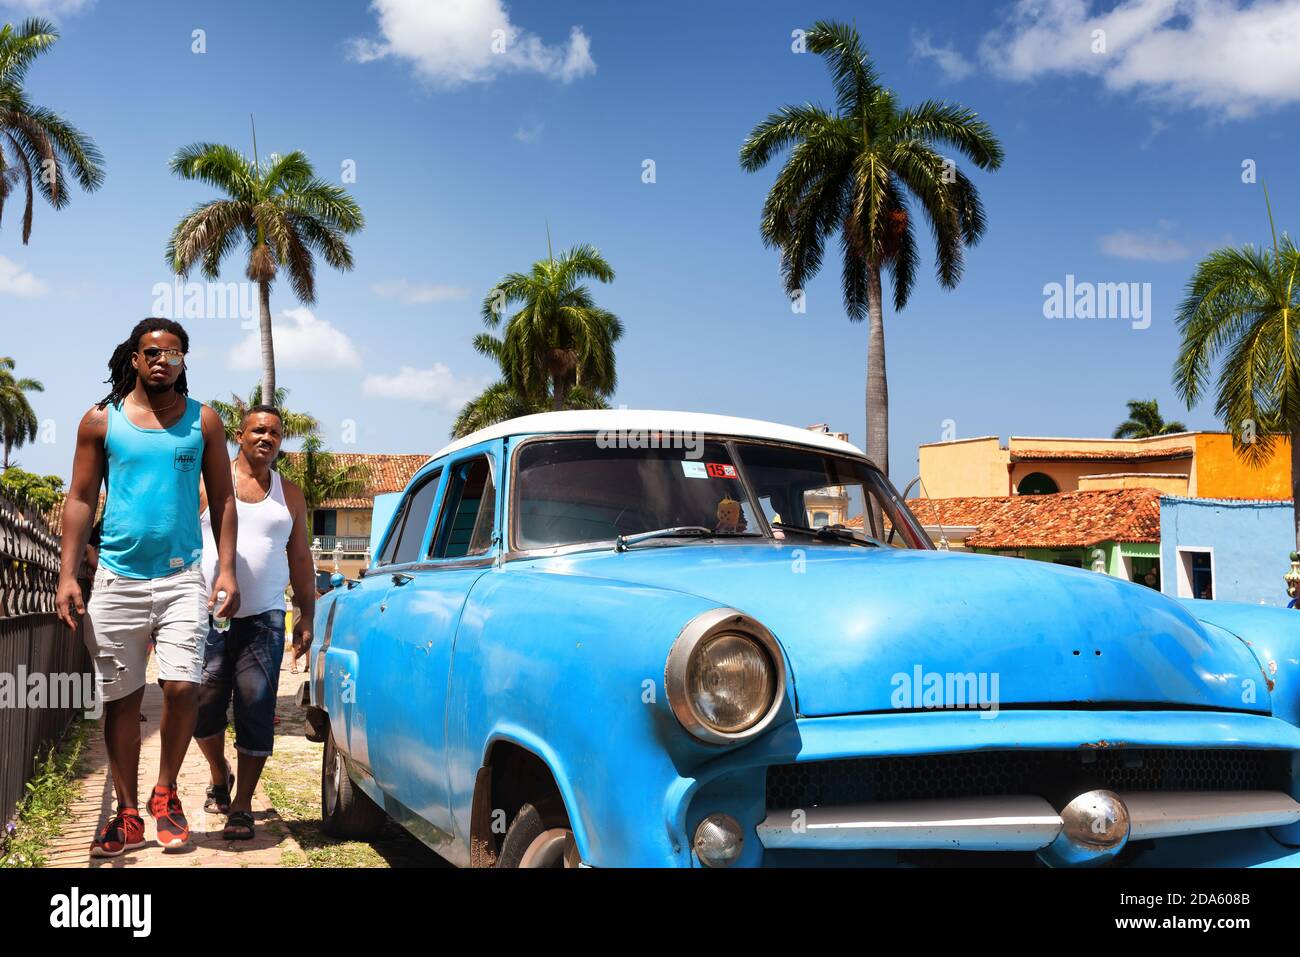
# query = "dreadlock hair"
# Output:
<box><xmin>97</xmin><ymin>318</ymin><xmax>191</xmax><ymax>409</ymax></box>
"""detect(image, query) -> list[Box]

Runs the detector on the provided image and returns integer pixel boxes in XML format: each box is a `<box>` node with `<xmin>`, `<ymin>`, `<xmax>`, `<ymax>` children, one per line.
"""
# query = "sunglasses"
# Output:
<box><xmin>139</xmin><ymin>347</ymin><xmax>185</xmax><ymax>366</ymax></box>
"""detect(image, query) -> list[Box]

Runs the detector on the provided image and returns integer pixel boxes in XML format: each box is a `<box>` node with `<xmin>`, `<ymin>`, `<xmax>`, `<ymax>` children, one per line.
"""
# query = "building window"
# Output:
<box><xmin>312</xmin><ymin>509</ymin><xmax>337</xmax><ymax>537</ymax></box>
<box><xmin>1126</xmin><ymin>556</ymin><xmax>1160</xmax><ymax>589</ymax></box>
<box><xmin>811</xmin><ymin>511</ymin><xmax>830</xmax><ymax>527</ymax></box>
<box><xmin>1176</xmin><ymin>548</ymin><xmax>1214</xmax><ymax>600</ymax></box>
<box><xmin>1017</xmin><ymin>472</ymin><xmax>1059</xmax><ymax>495</ymax></box>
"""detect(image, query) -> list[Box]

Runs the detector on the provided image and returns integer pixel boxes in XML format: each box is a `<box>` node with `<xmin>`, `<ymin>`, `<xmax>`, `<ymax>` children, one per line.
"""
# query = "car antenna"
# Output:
<box><xmin>903</xmin><ymin>474</ymin><xmax>950</xmax><ymax>551</ymax></box>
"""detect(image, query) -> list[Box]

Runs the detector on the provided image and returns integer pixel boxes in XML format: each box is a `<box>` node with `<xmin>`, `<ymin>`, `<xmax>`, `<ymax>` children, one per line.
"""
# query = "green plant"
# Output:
<box><xmin>480</xmin><ymin>239</ymin><xmax>622</xmax><ymax>414</ymax></box>
<box><xmin>208</xmin><ymin>384</ymin><xmax>319</xmax><ymax>443</ymax></box>
<box><xmin>0</xmin><ymin>465</ymin><xmax>62</xmax><ymax>510</ymax></box>
<box><xmin>277</xmin><ymin>434</ymin><xmax>369</xmax><ymax>533</ymax></box>
<box><xmin>0</xmin><ymin>717</ymin><xmax>90</xmax><ymax>868</ymax></box>
<box><xmin>1112</xmin><ymin>399</ymin><xmax>1188</xmax><ymax>439</ymax></box>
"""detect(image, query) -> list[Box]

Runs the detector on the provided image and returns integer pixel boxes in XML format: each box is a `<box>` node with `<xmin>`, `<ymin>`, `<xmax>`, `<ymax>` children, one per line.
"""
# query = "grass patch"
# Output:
<box><xmin>1</xmin><ymin>717</ymin><xmax>94</xmax><ymax>868</ymax></box>
<box><xmin>256</xmin><ymin>660</ymin><xmax>447</xmax><ymax>868</ymax></box>
<box><xmin>261</xmin><ymin>756</ymin><xmax>414</xmax><ymax>868</ymax></box>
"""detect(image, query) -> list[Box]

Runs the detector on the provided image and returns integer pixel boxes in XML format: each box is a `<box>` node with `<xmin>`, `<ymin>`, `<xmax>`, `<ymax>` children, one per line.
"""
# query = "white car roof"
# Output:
<box><xmin>430</xmin><ymin>409</ymin><xmax>866</xmax><ymax>463</ymax></box>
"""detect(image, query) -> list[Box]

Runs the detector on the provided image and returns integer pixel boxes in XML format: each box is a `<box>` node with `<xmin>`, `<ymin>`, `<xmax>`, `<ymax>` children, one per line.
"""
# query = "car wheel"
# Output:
<box><xmin>495</xmin><ymin>801</ymin><xmax>581</xmax><ymax>868</ymax></box>
<box><xmin>321</xmin><ymin>726</ymin><xmax>387</xmax><ymax>839</ymax></box>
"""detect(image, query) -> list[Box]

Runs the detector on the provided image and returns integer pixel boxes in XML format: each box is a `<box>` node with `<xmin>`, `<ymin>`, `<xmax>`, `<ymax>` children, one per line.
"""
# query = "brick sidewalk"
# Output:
<box><xmin>45</xmin><ymin>650</ymin><xmax>305</xmax><ymax>868</ymax></box>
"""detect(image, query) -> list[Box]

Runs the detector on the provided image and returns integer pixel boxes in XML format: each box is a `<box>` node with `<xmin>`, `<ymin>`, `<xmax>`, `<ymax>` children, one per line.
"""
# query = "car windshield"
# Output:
<box><xmin>511</xmin><ymin>436</ymin><xmax>931</xmax><ymax>551</ymax></box>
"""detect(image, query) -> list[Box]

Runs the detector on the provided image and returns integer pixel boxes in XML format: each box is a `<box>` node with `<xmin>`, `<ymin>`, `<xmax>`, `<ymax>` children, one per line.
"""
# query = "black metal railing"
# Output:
<box><xmin>0</xmin><ymin>488</ymin><xmax>91</xmax><ymax>825</ymax></box>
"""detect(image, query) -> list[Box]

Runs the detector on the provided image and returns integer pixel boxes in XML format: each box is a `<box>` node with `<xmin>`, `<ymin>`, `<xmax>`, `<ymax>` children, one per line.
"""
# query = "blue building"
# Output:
<box><xmin>1159</xmin><ymin>496</ymin><xmax>1295</xmax><ymax>607</ymax></box>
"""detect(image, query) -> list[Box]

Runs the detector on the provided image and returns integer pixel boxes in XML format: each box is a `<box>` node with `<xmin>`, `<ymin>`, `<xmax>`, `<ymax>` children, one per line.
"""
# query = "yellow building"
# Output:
<box><xmin>918</xmin><ymin>433</ymin><xmax>1291</xmax><ymax>501</ymax></box>
<box><xmin>277</xmin><ymin>452</ymin><xmax>428</xmax><ymax>581</ymax></box>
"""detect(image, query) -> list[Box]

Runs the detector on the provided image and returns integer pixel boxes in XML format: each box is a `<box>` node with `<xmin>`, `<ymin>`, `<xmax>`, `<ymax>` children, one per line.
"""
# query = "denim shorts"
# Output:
<box><xmin>194</xmin><ymin>609</ymin><xmax>286</xmax><ymax>756</ymax></box>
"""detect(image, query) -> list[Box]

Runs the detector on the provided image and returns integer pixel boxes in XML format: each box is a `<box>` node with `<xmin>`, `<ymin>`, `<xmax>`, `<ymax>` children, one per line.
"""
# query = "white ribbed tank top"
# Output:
<box><xmin>201</xmin><ymin>468</ymin><xmax>293</xmax><ymax>618</ymax></box>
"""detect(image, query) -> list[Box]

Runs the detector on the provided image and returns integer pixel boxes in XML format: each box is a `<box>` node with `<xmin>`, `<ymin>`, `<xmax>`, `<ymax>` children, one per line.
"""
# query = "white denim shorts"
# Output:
<box><xmin>84</xmin><ymin>562</ymin><xmax>207</xmax><ymax>702</ymax></box>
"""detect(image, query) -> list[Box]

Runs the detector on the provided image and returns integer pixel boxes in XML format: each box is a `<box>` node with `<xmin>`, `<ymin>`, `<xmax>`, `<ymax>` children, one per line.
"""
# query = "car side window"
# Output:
<box><xmin>377</xmin><ymin>469</ymin><xmax>442</xmax><ymax>566</ymax></box>
<box><xmin>430</xmin><ymin>456</ymin><xmax>496</xmax><ymax>559</ymax></box>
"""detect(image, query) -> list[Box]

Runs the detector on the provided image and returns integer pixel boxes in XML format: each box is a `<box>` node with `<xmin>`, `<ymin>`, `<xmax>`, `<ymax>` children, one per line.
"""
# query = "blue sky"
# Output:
<box><xmin>4</xmin><ymin>0</ymin><xmax>1300</xmax><ymax>483</ymax></box>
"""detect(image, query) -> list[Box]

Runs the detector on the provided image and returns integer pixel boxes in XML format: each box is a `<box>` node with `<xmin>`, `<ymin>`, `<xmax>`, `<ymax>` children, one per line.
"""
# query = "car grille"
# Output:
<box><xmin>765</xmin><ymin>749</ymin><xmax>1294</xmax><ymax>808</ymax></box>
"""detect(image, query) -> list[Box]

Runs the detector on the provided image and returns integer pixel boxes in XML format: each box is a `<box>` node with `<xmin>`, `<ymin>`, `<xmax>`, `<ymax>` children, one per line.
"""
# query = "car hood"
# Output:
<box><xmin>530</xmin><ymin>542</ymin><xmax>1268</xmax><ymax>717</ymax></box>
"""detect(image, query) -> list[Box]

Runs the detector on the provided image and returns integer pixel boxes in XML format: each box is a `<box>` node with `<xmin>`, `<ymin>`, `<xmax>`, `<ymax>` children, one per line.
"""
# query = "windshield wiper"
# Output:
<box><xmin>771</xmin><ymin>522</ymin><xmax>879</xmax><ymax>547</ymax></box>
<box><xmin>614</xmin><ymin>526</ymin><xmax>713</xmax><ymax>552</ymax></box>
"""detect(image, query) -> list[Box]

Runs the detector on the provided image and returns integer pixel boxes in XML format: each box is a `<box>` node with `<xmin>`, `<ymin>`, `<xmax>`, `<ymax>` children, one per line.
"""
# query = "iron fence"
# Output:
<box><xmin>0</xmin><ymin>488</ymin><xmax>90</xmax><ymax>826</ymax></box>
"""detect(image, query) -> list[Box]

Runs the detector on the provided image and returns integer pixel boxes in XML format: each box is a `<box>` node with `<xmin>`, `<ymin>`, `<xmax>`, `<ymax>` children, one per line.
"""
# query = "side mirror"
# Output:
<box><xmin>330</xmin><ymin>572</ymin><xmax>345</xmax><ymax>590</ymax></box>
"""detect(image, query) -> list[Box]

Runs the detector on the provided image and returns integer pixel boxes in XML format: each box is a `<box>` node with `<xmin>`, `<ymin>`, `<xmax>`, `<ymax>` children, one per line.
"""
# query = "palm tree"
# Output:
<box><xmin>1112</xmin><ymin>399</ymin><xmax>1188</xmax><ymax>439</ymax></box>
<box><xmin>451</xmin><ymin>333</ymin><xmax>609</xmax><ymax>438</ymax></box>
<box><xmin>0</xmin><ymin>356</ymin><xmax>42</xmax><ymax>469</ymax></box>
<box><xmin>1173</xmin><ymin>189</ymin><xmax>1300</xmax><ymax>548</ymax></box>
<box><xmin>481</xmin><ymin>241</ymin><xmax>622</xmax><ymax>413</ymax></box>
<box><xmin>166</xmin><ymin>142</ymin><xmax>364</xmax><ymax>401</ymax></box>
<box><xmin>276</xmin><ymin>433</ymin><xmax>370</xmax><ymax>536</ymax></box>
<box><xmin>0</xmin><ymin>18</ymin><xmax>104</xmax><ymax>245</ymax></box>
<box><xmin>208</xmin><ymin>384</ymin><xmax>319</xmax><ymax>444</ymax></box>
<box><xmin>740</xmin><ymin>20</ymin><xmax>1003</xmax><ymax>476</ymax></box>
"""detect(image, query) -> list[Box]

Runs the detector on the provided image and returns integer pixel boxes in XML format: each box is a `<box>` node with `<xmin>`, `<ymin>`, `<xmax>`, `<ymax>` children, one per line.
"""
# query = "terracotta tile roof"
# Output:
<box><xmin>906</xmin><ymin>488</ymin><xmax>1162</xmax><ymax>549</ymax></box>
<box><xmin>276</xmin><ymin>452</ymin><xmax>429</xmax><ymax>509</ymax></box>
<box><xmin>1011</xmin><ymin>447</ymin><xmax>1192</xmax><ymax>463</ymax></box>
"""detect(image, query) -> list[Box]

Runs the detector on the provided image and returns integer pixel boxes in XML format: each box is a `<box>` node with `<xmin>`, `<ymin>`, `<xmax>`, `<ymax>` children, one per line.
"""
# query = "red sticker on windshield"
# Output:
<box><xmin>705</xmin><ymin>463</ymin><xmax>737</xmax><ymax>478</ymax></box>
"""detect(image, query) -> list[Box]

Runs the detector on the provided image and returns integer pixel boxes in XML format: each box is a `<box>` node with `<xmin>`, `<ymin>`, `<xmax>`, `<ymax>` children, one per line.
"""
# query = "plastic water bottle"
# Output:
<box><xmin>213</xmin><ymin>590</ymin><xmax>231</xmax><ymax>633</ymax></box>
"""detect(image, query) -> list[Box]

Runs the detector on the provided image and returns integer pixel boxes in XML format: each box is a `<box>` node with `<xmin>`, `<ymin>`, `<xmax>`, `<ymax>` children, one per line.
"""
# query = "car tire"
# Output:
<box><xmin>495</xmin><ymin>800</ymin><xmax>580</xmax><ymax>868</ymax></box>
<box><xmin>321</xmin><ymin>726</ymin><xmax>387</xmax><ymax>839</ymax></box>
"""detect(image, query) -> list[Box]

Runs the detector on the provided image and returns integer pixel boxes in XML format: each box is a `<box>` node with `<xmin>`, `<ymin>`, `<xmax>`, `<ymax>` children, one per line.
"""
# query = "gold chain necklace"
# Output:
<box><xmin>127</xmin><ymin>391</ymin><xmax>181</xmax><ymax>416</ymax></box>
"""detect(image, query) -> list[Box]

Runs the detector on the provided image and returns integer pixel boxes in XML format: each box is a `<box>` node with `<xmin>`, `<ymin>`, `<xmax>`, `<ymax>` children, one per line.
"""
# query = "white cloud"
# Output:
<box><xmin>0</xmin><ymin>256</ymin><xmax>48</xmax><ymax>298</ymax></box>
<box><xmin>1099</xmin><ymin>229</ymin><xmax>1190</xmax><ymax>261</ymax></box>
<box><xmin>362</xmin><ymin>364</ymin><xmax>483</xmax><ymax>410</ymax></box>
<box><xmin>348</xmin><ymin>0</ymin><xmax>596</xmax><ymax>88</ymax></box>
<box><xmin>911</xmin><ymin>31</ymin><xmax>974</xmax><ymax>81</ymax></box>
<box><xmin>514</xmin><ymin>119</ymin><xmax>544</xmax><ymax>144</ymax></box>
<box><xmin>1139</xmin><ymin>116</ymin><xmax>1169</xmax><ymax>150</ymax></box>
<box><xmin>981</xmin><ymin>0</ymin><xmax>1300</xmax><ymax>119</ymax></box>
<box><xmin>228</xmin><ymin>307</ymin><xmax>361</xmax><ymax>371</ymax></box>
<box><xmin>0</xmin><ymin>0</ymin><xmax>95</xmax><ymax>16</ymax></box>
<box><xmin>370</xmin><ymin>279</ymin><xmax>470</xmax><ymax>304</ymax></box>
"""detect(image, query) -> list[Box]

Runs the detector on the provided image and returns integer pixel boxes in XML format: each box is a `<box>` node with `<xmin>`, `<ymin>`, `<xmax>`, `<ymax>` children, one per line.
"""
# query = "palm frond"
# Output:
<box><xmin>169</xmin><ymin>143</ymin><xmax>258</xmax><ymax>202</ymax></box>
<box><xmin>805</xmin><ymin>20</ymin><xmax>879</xmax><ymax>115</ymax></box>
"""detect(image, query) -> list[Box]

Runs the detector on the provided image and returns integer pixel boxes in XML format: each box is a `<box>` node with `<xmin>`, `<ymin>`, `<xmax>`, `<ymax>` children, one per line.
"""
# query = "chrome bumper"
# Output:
<box><xmin>758</xmin><ymin>791</ymin><xmax>1300</xmax><ymax>851</ymax></box>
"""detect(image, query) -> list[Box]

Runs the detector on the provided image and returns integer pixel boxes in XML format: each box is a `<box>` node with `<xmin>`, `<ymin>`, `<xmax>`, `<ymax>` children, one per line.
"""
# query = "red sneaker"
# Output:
<box><xmin>147</xmin><ymin>785</ymin><xmax>190</xmax><ymax>849</ymax></box>
<box><xmin>90</xmin><ymin>807</ymin><xmax>145</xmax><ymax>857</ymax></box>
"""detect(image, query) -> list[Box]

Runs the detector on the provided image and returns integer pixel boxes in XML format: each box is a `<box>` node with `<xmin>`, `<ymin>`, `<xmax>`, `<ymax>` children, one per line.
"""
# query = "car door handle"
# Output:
<box><xmin>391</xmin><ymin>572</ymin><xmax>415</xmax><ymax>586</ymax></box>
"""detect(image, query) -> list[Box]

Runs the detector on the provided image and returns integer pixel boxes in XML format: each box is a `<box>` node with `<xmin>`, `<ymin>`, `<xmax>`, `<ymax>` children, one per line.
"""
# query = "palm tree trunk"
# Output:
<box><xmin>1292</xmin><ymin>428</ymin><xmax>1300</xmax><ymax>552</ymax></box>
<box><xmin>865</xmin><ymin>261</ymin><xmax>890</xmax><ymax>479</ymax></box>
<box><xmin>2</xmin><ymin>439</ymin><xmax>10</xmax><ymax>470</ymax></box>
<box><xmin>259</xmin><ymin>280</ymin><xmax>276</xmax><ymax>403</ymax></box>
<box><xmin>552</xmin><ymin>374</ymin><xmax>565</xmax><ymax>412</ymax></box>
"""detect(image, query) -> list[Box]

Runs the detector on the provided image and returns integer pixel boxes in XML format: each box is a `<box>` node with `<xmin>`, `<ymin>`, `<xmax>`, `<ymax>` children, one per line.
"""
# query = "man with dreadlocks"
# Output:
<box><xmin>56</xmin><ymin>317</ymin><xmax>241</xmax><ymax>857</ymax></box>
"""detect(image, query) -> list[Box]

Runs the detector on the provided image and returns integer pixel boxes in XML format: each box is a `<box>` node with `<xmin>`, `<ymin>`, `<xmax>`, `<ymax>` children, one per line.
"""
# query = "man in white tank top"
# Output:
<box><xmin>194</xmin><ymin>406</ymin><xmax>315</xmax><ymax>840</ymax></box>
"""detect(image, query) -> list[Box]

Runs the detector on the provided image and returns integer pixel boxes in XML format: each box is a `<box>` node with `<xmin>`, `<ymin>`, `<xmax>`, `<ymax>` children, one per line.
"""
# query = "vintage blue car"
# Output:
<box><xmin>302</xmin><ymin>410</ymin><xmax>1300</xmax><ymax>867</ymax></box>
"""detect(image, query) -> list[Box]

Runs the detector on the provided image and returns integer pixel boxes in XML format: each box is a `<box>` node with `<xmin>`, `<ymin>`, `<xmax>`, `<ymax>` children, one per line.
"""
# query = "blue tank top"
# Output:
<box><xmin>99</xmin><ymin>397</ymin><xmax>205</xmax><ymax>579</ymax></box>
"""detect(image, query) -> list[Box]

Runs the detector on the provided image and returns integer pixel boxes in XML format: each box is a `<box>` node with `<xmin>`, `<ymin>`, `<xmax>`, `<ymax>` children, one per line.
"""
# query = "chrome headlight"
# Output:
<box><xmin>665</xmin><ymin>608</ymin><xmax>785</xmax><ymax>744</ymax></box>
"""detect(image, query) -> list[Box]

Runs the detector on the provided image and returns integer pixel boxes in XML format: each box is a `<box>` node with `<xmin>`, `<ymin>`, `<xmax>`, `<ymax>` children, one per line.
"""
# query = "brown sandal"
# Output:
<box><xmin>222</xmin><ymin>810</ymin><xmax>255</xmax><ymax>840</ymax></box>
